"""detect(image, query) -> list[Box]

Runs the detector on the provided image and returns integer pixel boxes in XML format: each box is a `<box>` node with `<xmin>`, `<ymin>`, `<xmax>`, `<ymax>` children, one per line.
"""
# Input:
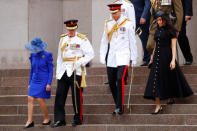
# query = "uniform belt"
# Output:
<box><xmin>62</xmin><ymin>56</ymin><xmax>82</xmax><ymax>62</ymax></box>
<box><xmin>62</xmin><ymin>56</ymin><xmax>87</xmax><ymax>88</ymax></box>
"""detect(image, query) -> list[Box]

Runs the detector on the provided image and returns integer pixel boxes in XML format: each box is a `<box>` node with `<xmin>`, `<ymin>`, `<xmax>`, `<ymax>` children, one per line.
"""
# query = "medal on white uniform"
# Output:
<box><xmin>70</xmin><ymin>43</ymin><xmax>81</xmax><ymax>50</ymax></box>
<box><xmin>161</xmin><ymin>0</ymin><xmax>171</xmax><ymax>5</ymax></box>
<box><xmin>120</xmin><ymin>27</ymin><xmax>126</xmax><ymax>34</ymax></box>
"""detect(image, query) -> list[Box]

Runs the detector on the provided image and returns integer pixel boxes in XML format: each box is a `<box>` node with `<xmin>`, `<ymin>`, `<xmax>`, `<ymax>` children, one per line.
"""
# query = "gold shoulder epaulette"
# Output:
<box><xmin>125</xmin><ymin>0</ymin><xmax>131</xmax><ymax>3</ymax></box>
<box><xmin>61</xmin><ymin>33</ymin><xmax>68</xmax><ymax>37</ymax></box>
<box><xmin>124</xmin><ymin>0</ymin><xmax>133</xmax><ymax>6</ymax></box>
<box><xmin>112</xmin><ymin>0</ymin><xmax>119</xmax><ymax>3</ymax></box>
<box><xmin>105</xmin><ymin>19</ymin><xmax>113</xmax><ymax>23</ymax></box>
<box><xmin>77</xmin><ymin>33</ymin><xmax>87</xmax><ymax>41</ymax></box>
<box><xmin>104</xmin><ymin>19</ymin><xmax>112</xmax><ymax>33</ymax></box>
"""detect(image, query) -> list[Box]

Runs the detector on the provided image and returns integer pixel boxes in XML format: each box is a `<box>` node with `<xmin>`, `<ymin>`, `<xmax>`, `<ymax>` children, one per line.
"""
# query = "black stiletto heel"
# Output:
<box><xmin>151</xmin><ymin>107</ymin><xmax>163</xmax><ymax>115</ymax></box>
<box><xmin>24</xmin><ymin>121</ymin><xmax>34</xmax><ymax>129</ymax></box>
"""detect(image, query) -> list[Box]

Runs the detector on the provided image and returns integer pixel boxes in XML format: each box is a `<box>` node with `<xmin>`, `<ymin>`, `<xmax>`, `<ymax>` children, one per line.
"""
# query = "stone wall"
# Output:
<box><xmin>0</xmin><ymin>0</ymin><xmax>196</xmax><ymax>69</ymax></box>
<box><xmin>29</xmin><ymin>0</ymin><xmax>63</xmax><ymax>62</ymax></box>
<box><xmin>0</xmin><ymin>0</ymin><xmax>28</xmax><ymax>69</ymax></box>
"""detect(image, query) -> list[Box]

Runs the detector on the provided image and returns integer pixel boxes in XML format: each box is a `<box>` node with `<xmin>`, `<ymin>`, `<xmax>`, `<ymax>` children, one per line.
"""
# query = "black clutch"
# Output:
<box><xmin>148</xmin><ymin>63</ymin><xmax>152</xmax><ymax>69</ymax></box>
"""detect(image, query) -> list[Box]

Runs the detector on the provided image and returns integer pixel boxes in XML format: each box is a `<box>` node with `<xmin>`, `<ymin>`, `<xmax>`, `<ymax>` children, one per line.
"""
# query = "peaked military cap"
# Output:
<box><xmin>64</xmin><ymin>19</ymin><xmax>78</xmax><ymax>30</ymax></box>
<box><xmin>107</xmin><ymin>3</ymin><xmax>122</xmax><ymax>14</ymax></box>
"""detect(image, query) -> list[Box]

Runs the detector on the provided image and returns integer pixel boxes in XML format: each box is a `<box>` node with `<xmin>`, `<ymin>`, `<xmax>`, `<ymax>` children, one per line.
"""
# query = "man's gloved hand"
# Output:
<box><xmin>74</xmin><ymin>60</ymin><xmax>82</xmax><ymax>70</ymax></box>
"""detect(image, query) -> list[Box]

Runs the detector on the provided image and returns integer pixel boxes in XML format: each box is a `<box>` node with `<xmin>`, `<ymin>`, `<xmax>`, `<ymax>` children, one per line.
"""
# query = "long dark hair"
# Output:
<box><xmin>157</xmin><ymin>14</ymin><xmax>177</xmax><ymax>37</ymax></box>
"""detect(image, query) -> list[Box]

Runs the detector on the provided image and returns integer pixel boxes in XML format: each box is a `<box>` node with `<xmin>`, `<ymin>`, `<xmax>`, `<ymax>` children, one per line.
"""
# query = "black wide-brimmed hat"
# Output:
<box><xmin>154</xmin><ymin>10</ymin><xmax>165</xmax><ymax>19</ymax></box>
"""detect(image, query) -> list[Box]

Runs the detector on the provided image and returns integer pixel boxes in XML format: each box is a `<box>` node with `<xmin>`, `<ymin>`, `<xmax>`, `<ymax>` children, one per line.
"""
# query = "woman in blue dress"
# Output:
<box><xmin>24</xmin><ymin>38</ymin><xmax>53</xmax><ymax>128</ymax></box>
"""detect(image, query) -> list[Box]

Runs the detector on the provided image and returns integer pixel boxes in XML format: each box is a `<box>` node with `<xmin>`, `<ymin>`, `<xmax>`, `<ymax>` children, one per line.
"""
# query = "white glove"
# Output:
<box><xmin>74</xmin><ymin>60</ymin><xmax>82</xmax><ymax>70</ymax></box>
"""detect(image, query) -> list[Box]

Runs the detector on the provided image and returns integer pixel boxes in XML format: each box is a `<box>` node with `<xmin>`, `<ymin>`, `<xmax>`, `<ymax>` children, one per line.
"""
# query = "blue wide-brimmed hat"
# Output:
<box><xmin>25</xmin><ymin>38</ymin><xmax>47</xmax><ymax>52</ymax></box>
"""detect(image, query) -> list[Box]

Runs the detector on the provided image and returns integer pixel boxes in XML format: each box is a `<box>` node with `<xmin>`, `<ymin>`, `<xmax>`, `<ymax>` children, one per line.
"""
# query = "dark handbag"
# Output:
<box><xmin>148</xmin><ymin>63</ymin><xmax>153</xmax><ymax>69</ymax></box>
<box><xmin>135</xmin><ymin>27</ymin><xmax>142</xmax><ymax>36</ymax></box>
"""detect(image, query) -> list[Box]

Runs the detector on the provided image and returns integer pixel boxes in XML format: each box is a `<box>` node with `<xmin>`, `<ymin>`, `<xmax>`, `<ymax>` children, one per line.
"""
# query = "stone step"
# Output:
<box><xmin>87</xmin><ymin>66</ymin><xmax>197</xmax><ymax>75</ymax></box>
<box><xmin>1</xmin><ymin>85</ymin><xmax>197</xmax><ymax>95</ymax></box>
<box><xmin>1</xmin><ymin>66</ymin><xmax>197</xmax><ymax>77</ymax></box>
<box><xmin>0</xmin><ymin>114</ymin><xmax>197</xmax><ymax>125</ymax></box>
<box><xmin>0</xmin><ymin>74</ymin><xmax>142</xmax><ymax>87</ymax></box>
<box><xmin>1</xmin><ymin>74</ymin><xmax>197</xmax><ymax>87</ymax></box>
<box><xmin>0</xmin><ymin>125</ymin><xmax>197</xmax><ymax>131</ymax></box>
<box><xmin>0</xmin><ymin>95</ymin><xmax>195</xmax><ymax>105</ymax></box>
<box><xmin>1</xmin><ymin>104</ymin><xmax>197</xmax><ymax>115</ymax></box>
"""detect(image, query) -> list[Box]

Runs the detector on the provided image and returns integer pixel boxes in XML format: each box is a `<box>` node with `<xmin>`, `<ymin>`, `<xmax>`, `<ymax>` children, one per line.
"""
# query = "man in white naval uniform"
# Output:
<box><xmin>51</xmin><ymin>20</ymin><xmax>94</xmax><ymax>127</ymax></box>
<box><xmin>104</xmin><ymin>0</ymin><xmax>136</xmax><ymax>85</ymax></box>
<box><xmin>100</xmin><ymin>3</ymin><xmax>138</xmax><ymax>114</ymax></box>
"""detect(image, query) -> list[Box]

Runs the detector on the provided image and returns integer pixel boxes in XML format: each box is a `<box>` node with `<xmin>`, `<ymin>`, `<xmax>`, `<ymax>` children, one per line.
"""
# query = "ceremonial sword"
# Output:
<box><xmin>72</xmin><ymin>58</ymin><xmax>78</xmax><ymax>114</ymax></box>
<box><xmin>127</xmin><ymin>64</ymin><xmax>134</xmax><ymax>113</ymax></box>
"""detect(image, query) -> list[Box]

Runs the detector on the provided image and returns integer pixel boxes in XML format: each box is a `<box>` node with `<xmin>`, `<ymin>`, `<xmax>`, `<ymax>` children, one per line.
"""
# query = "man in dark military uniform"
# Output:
<box><xmin>147</xmin><ymin>0</ymin><xmax>183</xmax><ymax>53</ymax></box>
<box><xmin>129</xmin><ymin>0</ymin><xmax>151</xmax><ymax>66</ymax></box>
<box><xmin>178</xmin><ymin>0</ymin><xmax>193</xmax><ymax>65</ymax></box>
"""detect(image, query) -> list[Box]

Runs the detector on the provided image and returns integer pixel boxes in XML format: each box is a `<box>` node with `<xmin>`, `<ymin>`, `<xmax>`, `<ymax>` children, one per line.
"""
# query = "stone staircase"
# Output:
<box><xmin>0</xmin><ymin>66</ymin><xmax>197</xmax><ymax>131</ymax></box>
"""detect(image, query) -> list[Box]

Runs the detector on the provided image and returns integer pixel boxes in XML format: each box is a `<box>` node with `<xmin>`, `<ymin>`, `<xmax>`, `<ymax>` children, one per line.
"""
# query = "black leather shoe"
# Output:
<box><xmin>50</xmin><ymin>121</ymin><xmax>66</xmax><ymax>128</ymax></box>
<box><xmin>72</xmin><ymin>120</ymin><xmax>82</xmax><ymax>127</ymax></box>
<box><xmin>184</xmin><ymin>61</ymin><xmax>192</xmax><ymax>65</ymax></box>
<box><xmin>112</xmin><ymin>108</ymin><xmax>123</xmax><ymax>115</ymax></box>
<box><xmin>104</xmin><ymin>81</ymin><xmax>109</xmax><ymax>84</ymax></box>
<box><xmin>140</xmin><ymin>61</ymin><xmax>149</xmax><ymax>66</ymax></box>
<box><xmin>24</xmin><ymin>121</ymin><xmax>34</xmax><ymax>129</ymax></box>
<box><xmin>42</xmin><ymin>120</ymin><xmax>51</xmax><ymax>125</ymax></box>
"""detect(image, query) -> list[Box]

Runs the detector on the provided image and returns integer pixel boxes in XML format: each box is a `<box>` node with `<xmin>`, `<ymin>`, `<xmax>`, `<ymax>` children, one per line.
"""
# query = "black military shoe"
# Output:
<box><xmin>184</xmin><ymin>61</ymin><xmax>192</xmax><ymax>65</ymax></box>
<box><xmin>72</xmin><ymin>120</ymin><xmax>82</xmax><ymax>126</ymax></box>
<box><xmin>50</xmin><ymin>121</ymin><xmax>66</xmax><ymax>128</ymax></box>
<box><xmin>104</xmin><ymin>81</ymin><xmax>109</xmax><ymax>84</ymax></box>
<box><xmin>72</xmin><ymin>115</ymin><xmax>82</xmax><ymax>126</ymax></box>
<box><xmin>112</xmin><ymin>108</ymin><xmax>123</xmax><ymax>115</ymax></box>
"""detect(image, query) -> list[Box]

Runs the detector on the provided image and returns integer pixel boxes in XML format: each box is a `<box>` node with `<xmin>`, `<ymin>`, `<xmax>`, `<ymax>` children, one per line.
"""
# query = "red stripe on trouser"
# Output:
<box><xmin>121</xmin><ymin>66</ymin><xmax>128</xmax><ymax>111</ymax></box>
<box><xmin>80</xmin><ymin>87</ymin><xmax>83</xmax><ymax>122</ymax></box>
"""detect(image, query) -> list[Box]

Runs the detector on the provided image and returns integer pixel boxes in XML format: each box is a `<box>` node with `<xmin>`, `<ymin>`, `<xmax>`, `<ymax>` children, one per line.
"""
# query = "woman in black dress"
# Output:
<box><xmin>144</xmin><ymin>11</ymin><xmax>193</xmax><ymax>114</ymax></box>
